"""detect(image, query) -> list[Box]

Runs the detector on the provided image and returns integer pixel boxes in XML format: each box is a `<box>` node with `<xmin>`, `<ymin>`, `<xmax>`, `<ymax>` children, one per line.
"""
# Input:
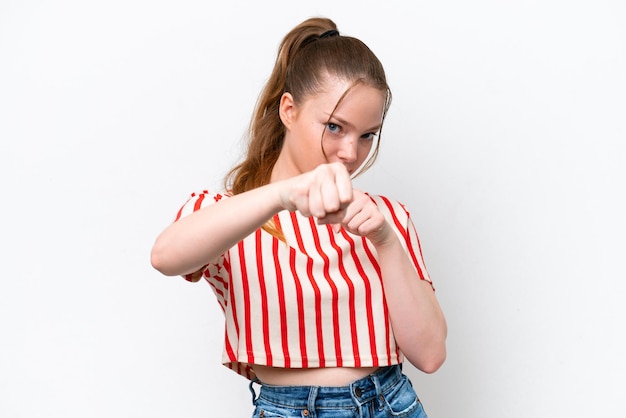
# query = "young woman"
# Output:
<box><xmin>151</xmin><ymin>17</ymin><xmax>447</xmax><ymax>418</ymax></box>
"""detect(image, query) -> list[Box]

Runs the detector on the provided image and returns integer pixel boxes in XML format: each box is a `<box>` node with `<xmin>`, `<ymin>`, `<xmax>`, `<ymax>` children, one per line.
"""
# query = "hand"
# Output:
<box><xmin>280</xmin><ymin>162</ymin><xmax>354</xmax><ymax>219</ymax></box>
<box><xmin>320</xmin><ymin>189</ymin><xmax>394</xmax><ymax>246</ymax></box>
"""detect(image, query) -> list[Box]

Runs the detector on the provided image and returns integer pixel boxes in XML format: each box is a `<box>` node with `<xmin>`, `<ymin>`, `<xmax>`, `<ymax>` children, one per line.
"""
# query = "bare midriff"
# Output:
<box><xmin>251</xmin><ymin>364</ymin><xmax>379</xmax><ymax>386</ymax></box>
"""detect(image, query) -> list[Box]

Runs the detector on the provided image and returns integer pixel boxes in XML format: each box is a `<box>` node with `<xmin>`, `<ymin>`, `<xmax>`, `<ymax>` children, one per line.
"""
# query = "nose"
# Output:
<box><xmin>336</xmin><ymin>136</ymin><xmax>358</xmax><ymax>163</ymax></box>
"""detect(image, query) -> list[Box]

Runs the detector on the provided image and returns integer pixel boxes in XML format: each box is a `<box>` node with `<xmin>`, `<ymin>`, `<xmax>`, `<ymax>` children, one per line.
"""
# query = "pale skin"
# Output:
<box><xmin>151</xmin><ymin>75</ymin><xmax>447</xmax><ymax>386</ymax></box>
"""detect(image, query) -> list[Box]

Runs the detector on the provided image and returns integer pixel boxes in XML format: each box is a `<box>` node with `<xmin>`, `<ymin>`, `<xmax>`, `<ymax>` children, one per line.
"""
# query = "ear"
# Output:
<box><xmin>279</xmin><ymin>92</ymin><xmax>297</xmax><ymax>129</ymax></box>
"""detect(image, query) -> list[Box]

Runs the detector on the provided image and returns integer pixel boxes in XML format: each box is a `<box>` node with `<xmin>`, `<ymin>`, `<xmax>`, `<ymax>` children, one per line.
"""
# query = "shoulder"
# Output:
<box><xmin>174</xmin><ymin>189</ymin><xmax>231</xmax><ymax>220</ymax></box>
<box><xmin>366</xmin><ymin>193</ymin><xmax>412</xmax><ymax>218</ymax></box>
<box><xmin>188</xmin><ymin>189</ymin><xmax>231</xmax><ymax>203</ymax></box>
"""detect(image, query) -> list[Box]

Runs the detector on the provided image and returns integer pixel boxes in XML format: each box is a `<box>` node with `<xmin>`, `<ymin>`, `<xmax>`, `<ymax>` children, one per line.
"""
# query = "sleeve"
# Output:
<box><xmin>405</xmin><ymin>213</ymin><xmax>434</xmax><ymax>288</ymax></box>
<box><xmin>172</xmin><ymin>190</ymin><xmax>230</xmax><ymax>283</ymax></box>
<box><xmin>374</xmin><ymin>195</ymin><xmax>434</xmax><ymax>289</ymax></box>
<box><xmin>174</xmin><ymin>190</ymin><xmax>228</xmax><ymax>222</ymax></box>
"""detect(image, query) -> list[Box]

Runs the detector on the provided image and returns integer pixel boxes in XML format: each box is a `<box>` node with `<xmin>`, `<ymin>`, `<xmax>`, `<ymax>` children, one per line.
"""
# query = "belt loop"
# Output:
<box><xmin>249</xmin><ymin>378</ymin><xmax>260</xmax><ymax>405</ymax></box>
<box><xmin>371</xmin><ymin>368</ymin><xmax>385</xmax><ymax>411</ymax></box>
<box><xmin>306</xmin><ymin>386</ymin><xmax>318</xmax><ymax>417</ymax></box>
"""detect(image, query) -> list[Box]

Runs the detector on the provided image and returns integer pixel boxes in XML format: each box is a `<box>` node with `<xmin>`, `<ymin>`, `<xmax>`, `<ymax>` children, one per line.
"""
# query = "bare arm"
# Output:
<box><xmin>373</xmin><ymin>233</ymin><xmax>447</xmax><ymax>373</ymax></box>
<box><xmin>150</xmin><ymin>163</ymin><xmax>353</xmax><ymax>277</ymax></box>
<box><xmin>151</xmin><ymin>182</ymin><xmax>284</xmax><ymax>276</ymax></box>
<box><xmin>321</xmin><ymin>191</ymin><xmax>447</xmax><ymax>373</ymax></box>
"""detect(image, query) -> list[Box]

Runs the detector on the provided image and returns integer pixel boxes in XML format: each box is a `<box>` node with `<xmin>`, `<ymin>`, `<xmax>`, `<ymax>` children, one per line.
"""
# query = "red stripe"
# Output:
<box><xmin>340</xmin><ymin>229</ymin><xmax>378</xmax><ymax>364</ymax></box>
<box><xmin>361</xmin><ymin>236</ymin><xmax>392</xmax><ymax>362</ymax></box>
<box><xmin>238</xmin><ymin>241</ymin><xmax>254</xmax><ymax>364</ymax></box>
<box><xmin>226</xmin><ymin>256</ymin><xmax>239</xmax><ymax>336</ymax></box>
<box><xmin>174</xmin><ymin>205</ymin><xmax>184</xmax><ymax>221</ymax></box>
<box><xmin>208</xmin><ymin>272</ymin><xmax>227</xmax><ymax>288</ymax></box>
<box><xmin>310</xmin><ymin>218</ymin><xmax>342</xmax><ymax>366</ymax></box>
<box><xmin>222</xmin><ymin>258</ymin><xmax>231</xmax><ymax>308</ymax></box>
<box><xmin>288</xmin><ymin>247</ymin><xmax>308</xmax><ymax>367</ymax></box>
<box><xmin>193</xmin><ymin>193</ymin><xmax>205</xmax><ymax>212</ymax></box>
<box><xmin>207</xmin><ymin>272</ymin><xmax>228</xmax><ymax>309</ymax></box>
<box><xmin>207</xmin><ymin>282</ymin><xmax>226</xmax><ymax>312</ymax></box>
<box><xmin>255</xmin><ymin>230</ymin><xmax>272</xmax><ymax>364</ymax></box>
<box><xmin>380</xmin><ymin>196</ymin><xmax>425</xmax><ymax>280</ymax></box>
<box><xmin>397</xmin><ymin>200</ymin><xmax>427</xmax><ymax>263</ymax></box>
<box><xmin>291</xmin><ymin>212</ymin><xmax>309</xmax><ymax>257</ymax></box>
<box><xmin>291</xmin><ymin>212</ymin><xmax>324</xmax><ymax>367</ymax></box>
<box><xmin>175</xmin><ymin>192</ymin><xmax>205</xmax><ymax>221</ymax></box>
<box><xmin>328</xmin><ymin>227</ymin><xmax>360</xmax><ymax>367</ymax></box>
<box><xmin>272</xmin><ymin>234</ymin><xmax>291</xmax><ymax>367</ymax></box>
<box><xmin>224</xmin><ymin>328</ymin><xmax>236</xmax><ymax>362</ymax></box>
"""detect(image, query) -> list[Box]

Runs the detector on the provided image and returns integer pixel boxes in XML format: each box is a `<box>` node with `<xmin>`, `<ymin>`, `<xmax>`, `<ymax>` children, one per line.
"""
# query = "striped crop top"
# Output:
<box><xmin>174</xmin><ymin>190</ymin><xmax>432</xmax><ymax>380</ymax></box>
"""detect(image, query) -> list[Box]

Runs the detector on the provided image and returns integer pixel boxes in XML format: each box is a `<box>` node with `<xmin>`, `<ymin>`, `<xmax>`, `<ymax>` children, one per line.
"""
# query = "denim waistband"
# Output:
<box><xmin>250</xmin><ymin>364</ymin><xmax>403</xmax><ymax>408</ymax></box>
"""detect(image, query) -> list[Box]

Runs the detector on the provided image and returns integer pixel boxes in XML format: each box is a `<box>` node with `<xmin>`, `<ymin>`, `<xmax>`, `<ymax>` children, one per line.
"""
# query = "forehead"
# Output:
<box><xmin>304</xmin><ymin>76</ymin><xmax>386</xmax><ymax>124</ymax></box>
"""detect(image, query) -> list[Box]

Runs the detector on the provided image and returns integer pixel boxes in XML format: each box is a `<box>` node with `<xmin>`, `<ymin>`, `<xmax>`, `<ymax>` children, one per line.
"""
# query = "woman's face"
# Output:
<box><xmin>273</xmin><ymin>76</ymin><xmax>386</xmax><ymax>181</ymax></box>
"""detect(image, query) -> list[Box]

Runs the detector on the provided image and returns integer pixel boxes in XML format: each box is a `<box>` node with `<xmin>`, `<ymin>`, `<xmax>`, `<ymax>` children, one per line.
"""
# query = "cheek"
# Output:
<box><xmin>307</xmin><ymin>123</ymin><xmax>326</xmax><ymax>150</ymax></box>
<box><xmin>358</xmin><ymin>141</ymin><xmax>374</xmax><ymax>158</ymax></box>
<box><xmin>353</xmin><ymin>141</ymin><xmax>376</xmax><ymax>167</ymax></box>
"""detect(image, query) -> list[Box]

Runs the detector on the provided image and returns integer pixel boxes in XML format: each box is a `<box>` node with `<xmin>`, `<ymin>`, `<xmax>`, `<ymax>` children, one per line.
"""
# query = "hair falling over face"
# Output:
<box><xmin>225</xmin><ymin>17</ymin><xmax>392</xmax><ymax>238</ymax></box>
<box><xmin>226</xmin><ymin>17</ymin><xmax>391</xmax><ymax>194</ymax></box>
<box><xmin>318</xmin><ymin>79</ymin><xmax>392</xmax><ymax>179</ymax></box>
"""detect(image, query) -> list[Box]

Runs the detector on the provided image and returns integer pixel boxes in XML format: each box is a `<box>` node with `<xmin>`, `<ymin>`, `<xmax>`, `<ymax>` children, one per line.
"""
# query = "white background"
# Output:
<box><xmin>1</xmin><ymin>1</ymin><xmax>625</xmax><ymax>417</ymax></box>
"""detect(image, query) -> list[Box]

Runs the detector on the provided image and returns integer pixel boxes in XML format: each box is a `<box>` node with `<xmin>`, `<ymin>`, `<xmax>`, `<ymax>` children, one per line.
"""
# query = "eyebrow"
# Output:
<box><xmin>326</xmin><ymin>114</ymin><xmax>382</xmax><ymax>133</ymax></box>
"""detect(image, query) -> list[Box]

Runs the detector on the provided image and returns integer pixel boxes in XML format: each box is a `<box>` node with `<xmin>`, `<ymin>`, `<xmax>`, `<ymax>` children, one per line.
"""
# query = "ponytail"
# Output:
<box><xmin>226</xmin><ymin>18</ymin><xmax>338</xmax><ymax>195</ymax></box>
<box><xmin>224</xmin><ymin>17</ymin><xmax>390</xmax><ymax>238</ymax></box>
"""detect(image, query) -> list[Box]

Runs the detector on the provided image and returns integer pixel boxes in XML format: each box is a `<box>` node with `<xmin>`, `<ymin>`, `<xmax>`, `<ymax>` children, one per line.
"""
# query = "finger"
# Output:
<box><xmin>344</xmin><ymin>198</ymin><xmax>385</xmax><ymax>236</ymax></box>
<box><xmin>320</xmin><ymin>177</ymin><xmax>341</xmax><ymax>214</ymax></box>
<box><xmin>315</xmin><ymin>217</ymin><xmax>343</xmax><ymax>233</ymax></box>
<box><xmin>317</xmin><ymin>210</ymin><xmax>347</xmax><ymax>225</ymax></box>
<box><xmin>340</xmin><ymin>191</ymin><xmax>369</xmax><ymax>223</ymax></box>
<box><xmin>313</xmin><ymin>164</ymin><xmax>347</xmax><ymax>217</ymax></box>
<box><xmin>350</xmin><ymin>216</ymin><xmax>380</xmax><ymax>236</ymax></box>
<box><xmin>292</xmin><ymin>193</ymin><xmax>312</xmax><ymax>217</ymax></box>
<box><xmin>308</xmin><ymin>179</ymin><xmax>325</xmax><ymax>218</ymax></box>
<box><xmin>331</xmin><ymin>163</ymin><xmax>354</xmax><ymax>205</ymax></box>
<box><xmin>345</xmin><ymin>210</ymin><xmax>369</xmax><ymax>235</ymax></box>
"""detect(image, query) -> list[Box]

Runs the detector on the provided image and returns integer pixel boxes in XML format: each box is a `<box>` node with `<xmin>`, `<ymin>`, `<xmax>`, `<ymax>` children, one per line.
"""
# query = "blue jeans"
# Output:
<box><xmin>249</xmin><ymin>365</ymin><xmax>428</xmax><ymax>417</ymax></box>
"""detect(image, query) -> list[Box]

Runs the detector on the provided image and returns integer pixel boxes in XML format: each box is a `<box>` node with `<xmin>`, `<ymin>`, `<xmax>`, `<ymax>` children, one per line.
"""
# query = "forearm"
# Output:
<box><xmin>151</xmin><ymin>182</ymin><xmax>284</xmax><ymax>276</ymax></box>
<box><xmin>152</xmin><ymin>163</ymin><xmax>354</xmax><ymax>277</ymax></box>
<box><xmin>375</xmin><ymin>233</ymin><xmax>447</xmax><ymax>373</ymax></box>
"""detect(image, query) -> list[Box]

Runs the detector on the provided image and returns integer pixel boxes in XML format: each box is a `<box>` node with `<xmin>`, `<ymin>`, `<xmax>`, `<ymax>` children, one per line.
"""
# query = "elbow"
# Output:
<box><xmin>405</xmin><ymin>342</ymin><xmax>447</xmax><ymax>374</ymax></box>
<box><xmin>416</xmin><ymin>349</ymin><xmax>446</xmax><ymax>374</ymax></box>
<box><xmin>150</xmin><ymin>248</ymin><xmax>167</xmax><ymax>275</ymax></box>
<box><xmin>150</xmin><ymin>242</ymin><xmax>177</xmax><ymax>276</ymax></box>
<box><xmin>151</xmin><ymin>238</ymin><xmax>201</xmax><ymax>277</ymax></box>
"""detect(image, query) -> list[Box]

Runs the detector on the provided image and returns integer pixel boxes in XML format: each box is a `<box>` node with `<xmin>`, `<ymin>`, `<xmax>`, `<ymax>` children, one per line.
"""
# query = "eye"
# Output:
<box><xmin>326</xmin><ymin>123</ymin><xmax>341</xmax><ymax>134</ymax></box>
<box><xmin>360</xmin><ymin>132</ymin><xmax>379</xmax><ymax>141</ymax></box>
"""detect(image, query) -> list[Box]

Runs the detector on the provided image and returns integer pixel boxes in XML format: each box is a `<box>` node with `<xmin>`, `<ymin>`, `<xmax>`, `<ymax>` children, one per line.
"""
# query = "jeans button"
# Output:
<box><xmin>354</xmin><ymin>387</ymin><xmax>363</xmax><ymax>398</ymax></box>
